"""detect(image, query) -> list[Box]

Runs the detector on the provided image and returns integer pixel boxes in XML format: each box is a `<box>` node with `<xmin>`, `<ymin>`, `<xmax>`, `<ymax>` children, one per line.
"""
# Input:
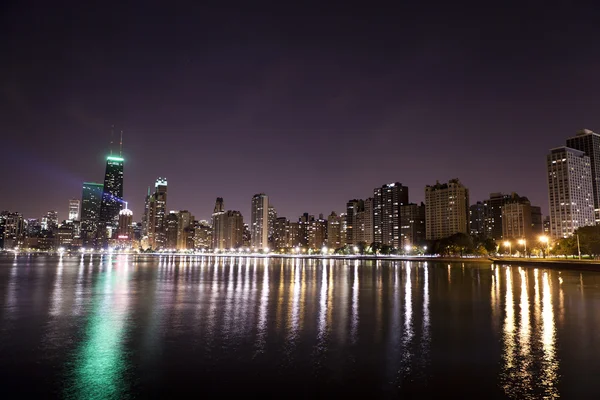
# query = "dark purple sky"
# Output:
<box><xmin>2</xmin><ymin>1</ymin><xmax>600</xmax><ymax>222</ymax></box>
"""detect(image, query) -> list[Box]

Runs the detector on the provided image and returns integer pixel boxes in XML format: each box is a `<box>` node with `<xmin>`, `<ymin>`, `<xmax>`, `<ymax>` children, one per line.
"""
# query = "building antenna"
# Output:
<box><xmin>110</xmin><ymin>125</ymin><xmax>115</xmax><ymax>155</ymax></box>
<box><xmin>120</xmin><ymin>130</ymin><xmax>123</xmax><ymax>157</ymax></box>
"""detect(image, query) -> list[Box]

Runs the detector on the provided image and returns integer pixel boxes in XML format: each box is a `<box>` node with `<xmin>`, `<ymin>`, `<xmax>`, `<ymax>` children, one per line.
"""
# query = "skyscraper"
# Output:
<box><xmin>98</xmin><ymin>155</ymin><xmax>124</xmax><ymax>247</ymax></box>
<box><xmin>166</xmin><ymin>211</ymin><xmax>179</xmax><ymax>249</ymax></box>
<box><xmin>400</xmin><ymin>203</ymin><xmax>426</xmax><ymax>247</ymax></box>
<box><xmin>425</xmin><ymin>179</ymin><xmax>469</xmax><ymax>240</ymax></box>
<box><xmin>273</xmin><ymin>217</ymin><xmax>290</xmax><ymax>249</ymax></box>
<box><xmin>141</xmin><ymin>178</ymin><xmax>168</xmax><ymax>250</ymax></box>
<box><xmin>345</xmin><ymin>199</ymin><xmax>361</xmax><ymax>245</ymax></box>
<box><xmin>211</xmin><ymin>197</ymin><xmax>226</xmax><ymax>249</ymax></box>
<box><xmin>81</xmin><ymin>182</ymin><xmax>103</xmax><ymax>246</ymax></box>
<box><xmin>177</xmin><ymin>210</ymin><xmax>194</xmax><ymax>250</ymax></box>
<box><xmin>68</xmin><ymin>199</ymin><xmax>80</xmax><ymax>221</ymax></box>
<box><xmin>326</xmin><ymin>212</ymin><xmax>342</xmax><ymax>249</ymax></box>
<box><xmin>469</xmin><ymin>201</ymin><xmax>485</xmax><ymax>237</ymax></box>
<box><xmin>547</xmin><ymin>147</ymin><xmax>595</xmax><ymax>238</ymax></box>
<box><xmin>373</xmin><ymin>183</ymin><xmax>409</xmax><ymax>248</ymax></box>
<box><xmin>251</xmin><ymin>193</ymin><xmax>269</xmax><ymax>250</ymax></box>
<box><xmin>117</xmin><ymin>206</ymin><xmax>133</xmax><ymax>240</ymax></box>
<box><xmin>566</xmin><ymin>129</ymin><xmax>600</xmax><ymax>223</ymax></box>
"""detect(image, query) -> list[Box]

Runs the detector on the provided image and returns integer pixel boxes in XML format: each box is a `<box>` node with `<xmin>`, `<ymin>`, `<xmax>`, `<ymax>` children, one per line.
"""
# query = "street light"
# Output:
<box><xmin>539</xmin><ymin>235</ymin><xmax>549</xmax><ymax>258</ymax></box>
<box><xmin>518</xmin><ymin>239</ymin><xmax>527</xmax><ymax>257</ymax></box>
<box><xmin>321</xmin><ymin>246</ymin><xmax>328</xmax><ymax>255</ymax></box>
<box><xmin>404</xmin><ymin>244</ymin><xmax>411</xmax><ymax>254</ymax></box>
<box><xmin>503</xmin><ymin>241</ymin><xmax>511</xmax><ymax>256</ymax></box>
<box><xmin>353</xmin><ymin>246</ymin><xmax>359</xmax><ymax>254</ymax></box>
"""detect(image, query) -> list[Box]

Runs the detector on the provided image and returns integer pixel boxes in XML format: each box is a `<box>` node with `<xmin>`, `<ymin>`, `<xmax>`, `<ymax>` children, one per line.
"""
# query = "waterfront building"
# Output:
<box><xmin>345</xmin><ymin>199</ymin><xmax>361</xmax><ymax>245</ymax></box>
<box><xmin>211</xmin><ymin>198</ymin><xmax>226</xmax><ymax>249</ymax></box>
<box><xmin>547</xmin><ymin>146</ymin><xmax>595</xmax><ymax>238</ymax></box>
<box><xmin>117</xmin><ymin>206</ymin><xmax>133</xmax><ymax>241</ymax></box>
<box><xmin>0</xmin><ymin>211</ymin><xmax>24</xmax><ymax>249</ymax></box>
<box><xmin>42</xmin><ymin>210</ymin><xmax>59</xmax><ymax>232</ymax></box>
<box><xmin>177</xmin><ymin>210</ymin><xmax>194</xmax><ymax>250</ymax></box>
<box><xmin>400</xmin><ymin>202</ymin><xmax>426</xmax><ymax>247</ymax></box>
<box><xmin>68</xmin><ymin>199</ymin><xmax>80</xmax><ymax>221</ymax></box>
<box><xmin>98</xmin><ymin>155</ymin><xmax>124</xmax><ymax>247</ymax></box>
<box><xmin>223</xmin><ymin>211</ymin><xmax>244</xmax><ymax>249</ymax></box>
<box><xmin>326</xmin><ymin>212</ymin><xmax>342</xmax><ymax>249</ymax></box>
<box><xmin>193</xmin><ymin>220</ymin><xmax>212</xmax><ymax>250</ymax></box>
<box><xmin>166</xmin><ymin>211</ymin><xmax>179</xmax><ymax>249</ymax></box>
<box><xmin>309</xmin><ymin>215</ymin><xmax>328</xmax><ymax>249</ymax></box>
<box><xmin>80</xmin><ymin>182</ymin><xmax>103</xmax><ymax>246</ymax></box>
<box><xmin>142</xmin><ymin>178</ymin><xmax>168</xmax><ymax>250</ymax></box>
<box><xmin>251</xmin><ymin>193</ymin><xmax>269</xmax><ymax>250</ymax></box>
<box><xmin>566</xmin><ymin>129</ymin><xmax>600</xmax><ymax>223</ymax></box>
<box><xmin>273</xmin><ymin>217</ymin><xmax>290</xmax><ymax>250</ymax></box>
<box><xmin>373</xmin><ymin>183</ymin><xmax>409</xmax><ymax>248</ymax></box>
<box><xmin>425</xmin><ymin>179</ymin><xmax>469</xmax><ymax>240</ymax></box>
<box><xmin>469</xmin><ymin>201</ymin><xmax>485</xmax><ymax>237</ymax></box>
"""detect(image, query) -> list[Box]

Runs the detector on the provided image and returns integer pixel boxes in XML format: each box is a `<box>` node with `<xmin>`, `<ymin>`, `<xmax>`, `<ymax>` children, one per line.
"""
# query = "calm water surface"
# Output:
<box><xmin>1</xmin><ymin>254</ymin><xmax>600</xmax><ymax>398</ymax></box>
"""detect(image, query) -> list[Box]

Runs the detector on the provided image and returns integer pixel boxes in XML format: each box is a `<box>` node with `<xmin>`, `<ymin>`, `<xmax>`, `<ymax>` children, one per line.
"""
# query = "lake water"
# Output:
<box><xmin>1</xmin><ymin>254</ymin><xmax>599</xmax><ymax>398</ymax></box>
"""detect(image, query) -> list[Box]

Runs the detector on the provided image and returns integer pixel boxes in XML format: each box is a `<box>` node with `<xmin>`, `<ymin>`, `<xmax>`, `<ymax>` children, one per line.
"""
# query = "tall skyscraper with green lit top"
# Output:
<box><xmin>98</xmin><ymin>155</ymin><xmax>124</xmax><ymax>247</ymax></box>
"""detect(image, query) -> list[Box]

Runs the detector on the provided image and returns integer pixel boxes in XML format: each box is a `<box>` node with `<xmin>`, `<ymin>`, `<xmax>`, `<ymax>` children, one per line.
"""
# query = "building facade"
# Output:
<box><xmin>469</xmin><ymin>201</ymin><xmax>485</xmax><ymax>237</ymax></box>
<box><xmin>425</xmin><ymin>179</ymin><xmax>469</xmax><ymax>240</ymax></box>
<box><xmin>373</xmin><ymin>183</ymin><xmax>409</xmax><ymax>248</ymax></box>
<box><xmin>98</xmin><ymin>155</ymin><xmax>124</xmax><ymax>247</ymax></box>
<box><xmin>547</xmin><ymin>147</ymin><xmax>595</xmax><ymax>238</ymax></box>
<box><xmin>400</xmin><ymin>203</ymin><xmax>426</xmax><ymax>247</ymax></box>
<box><xmin>326</xmin><ymin>212</ymin><xmax>342</xmax><ymax>249</ymax></box>
<box><xmin>81</xmin><ymin>182</ymin><xmax>103</xmax><ymax>246</ymax></box>
<box><xmin>251</xmin><ymin>193</ymin><xmax>269</xmax><ymax>250</ymax></box>
<box><xmin>68</xmin><ymin>199</ymin><xmax>80</xmax><ymax>221</ymax></box>
<box><xmin>566</xmin><ymin>129</ymin><xmax>600</xmax><ymax>223</ymax></box>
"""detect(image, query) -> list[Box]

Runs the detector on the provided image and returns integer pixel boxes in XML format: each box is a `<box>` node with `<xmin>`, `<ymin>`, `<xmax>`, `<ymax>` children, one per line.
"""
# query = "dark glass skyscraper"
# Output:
<box><xmin>98</xmin><ymin>155</ymin><xmax>124</xmax><ymax>247</ymax></box>
<box><xmin>80</xmin><ymin>182</ymin><xmax>103</xmax><ymax>247</ymax></box>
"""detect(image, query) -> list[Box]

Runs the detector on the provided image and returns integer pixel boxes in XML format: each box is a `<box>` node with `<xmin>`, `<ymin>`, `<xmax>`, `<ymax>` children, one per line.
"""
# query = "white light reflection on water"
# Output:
<box><xmin>350</xmin><ymin>261</ymin><xmax>359</xmax><ymax>344</ymax></box>
<box><xmin>255</xmin><ymin>258</ymin><xmax>269</xmax><ymax>355</ymax></box>
<box><xmin>541</xmin><ymin>272</ymin><xmax>559</xmax><ymax>398</ymax></box>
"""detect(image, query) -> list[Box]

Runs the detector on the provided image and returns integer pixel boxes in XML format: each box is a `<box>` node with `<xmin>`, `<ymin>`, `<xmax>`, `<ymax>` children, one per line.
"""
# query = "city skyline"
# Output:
<box><xmin>3</xmin><ymin>3</ymin><xmax>600</xmax><ymax>222</ymax></box>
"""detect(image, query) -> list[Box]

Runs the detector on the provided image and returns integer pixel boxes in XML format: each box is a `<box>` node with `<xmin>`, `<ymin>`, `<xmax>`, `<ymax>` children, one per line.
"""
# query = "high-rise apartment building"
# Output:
<box><xmin>0</xmin><ymin>211</ymin><xmax>24</xmax><ymax>249</ymax></box>
<box><xmin>211</xmin><ymin>198</ymin><xmax>226</xmax><ymax>249</ymax></box>
<box><xmin>117</xmin><ymin>207</ymin><xmax>133</xmax><ymax>240</ymax></box>
<box><xmin>326</xmin><ymin>212</ymin><xmax>342</xmax><ymax>249</ymax></box>
<box><xmin>142</xmin><ymin>178</ymin><xmax>168</xmax><ymax>250</ymax></box>
<box><xmin>251</xmin><ymin>193</ymin><xmax>269</xmax><ymax>250</ymax></box>
<box><xmin>373</xmin><ymin>183</ymin><xmax>409</xmax><ymax>248</ymax></box>
<box><xmin>273</xmin><ymin>217</ymin><xmax>290</xmax><ymax>250</ymax></box>
<box><xmin>81</xmin><ymin>182</ymin><xmax>103</xmax><ymax>246</ymax></box>
<box><xmin>223</xmin><ymin>211</ymin><xmax>244</xmax><ymax>249</ymax></box>
<box><xmin>469</xmin><ymin>201</ymin><xmax>485</xmax><ymax>237</ymax></box>
<box><xmin>482</xmin><ymin>192</ymin><xmax>514</xmax><ymax>240</ymax></box>
<box><xmin>42</xmin><ymin>210</ymin><xmax>58</xmax><ymax>231</ymax></box>
<box><xmin>400</xmin><ymin>203</ymin><xmax>426</xmax><ymax>247</ymax></box>
<box><xmin>68</xmin><ymin>199</ymin><xmax>80</xmax><ymax>221</ymax></box>
<box><xmin>98</xmin><ymin>155</ymin><xmax>124</xmax><ymax>246</ymax></box>
<box><xmin>309</xmin><ymin>215</ymin><xmax>328</xmax><ymax>249</ymax></box>
<box><xmin>501</xmin><ymin>195</ymin><xmax>543</xmax><ymax>240</ymax></box>
<box><xmin>177</xmin><ymin>210</ymin><xmax>194</xmax><ymax>250</ymax></box>
<box><xmin>166</xmin><ymin>211</ymin><xmax>179</xmax><ymax>249</ymax></box>
<box><xmin>268</xmin><ymin>204</ymin><xmax>277</xmax><ymax>240</ymax></box>
<box><xmin>501</xmin><ymin>200</ymin><xmax>533</xmax><ymax>240</ymax></box>
<box><xmin>425</xmin><ymin>179</ymin><xmax>469</xmax><ymax>240</ymax></box>
<box><xmin>566</xmin><ymin>129</ymin><xmax>600</xmax><ymax>223</ymax></box>
<box><xmin>547</xmin><ymin>147</ymin><xmax>595</xmax><ymax>238</ymax></box>
<box><xmin>345</xmin><ymin>199</ymin><xmax>361</xmax><ymax>245</ymax></box>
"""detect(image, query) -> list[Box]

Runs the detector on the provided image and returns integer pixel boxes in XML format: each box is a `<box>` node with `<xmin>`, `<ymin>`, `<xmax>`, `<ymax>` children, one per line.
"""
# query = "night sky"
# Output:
<box><xmin>2</xmin><ymin>1</ymin><xmax>600</xmax><ymax>222</ymax></box>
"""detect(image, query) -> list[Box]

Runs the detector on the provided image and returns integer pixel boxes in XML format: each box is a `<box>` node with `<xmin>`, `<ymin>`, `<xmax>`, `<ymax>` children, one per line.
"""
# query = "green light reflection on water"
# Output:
<box><xmin>67</xmin><ymin>259</ymin><xmax>131</xmax><ymax>400</ymax></box>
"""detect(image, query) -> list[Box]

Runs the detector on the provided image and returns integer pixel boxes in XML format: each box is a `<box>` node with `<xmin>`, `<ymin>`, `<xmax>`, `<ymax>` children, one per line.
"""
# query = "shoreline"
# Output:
<box><xmin>489</xmin><ymin>257</ymin><xmax>600</xmax><ymax>271</ymax></box>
